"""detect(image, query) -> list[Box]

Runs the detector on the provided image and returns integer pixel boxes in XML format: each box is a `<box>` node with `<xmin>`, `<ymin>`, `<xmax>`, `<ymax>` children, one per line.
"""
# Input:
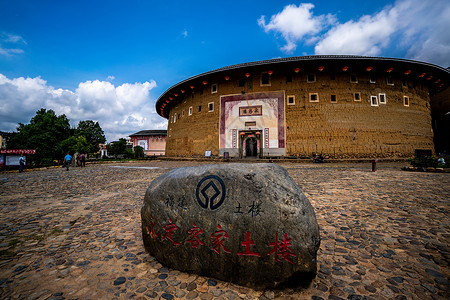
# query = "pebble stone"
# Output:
<box><xmin>0</xmin><ymin>160</ymin><xmax>449</xmax><ymax>299</ymax></box>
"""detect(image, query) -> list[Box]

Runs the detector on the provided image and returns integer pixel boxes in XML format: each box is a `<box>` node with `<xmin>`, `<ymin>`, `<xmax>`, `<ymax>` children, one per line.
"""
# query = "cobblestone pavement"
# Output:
<box><xmin>0</xmin><ymin>161</ymin><xmax>449</xmax><ymax>300</ymax></box>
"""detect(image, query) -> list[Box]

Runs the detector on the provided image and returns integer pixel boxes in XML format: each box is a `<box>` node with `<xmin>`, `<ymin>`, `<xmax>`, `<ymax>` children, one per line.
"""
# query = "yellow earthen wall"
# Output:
<box><xmin>166</xmin><ymin>72</ymin><xmax>433</xmax><ymax>158</ymax></box>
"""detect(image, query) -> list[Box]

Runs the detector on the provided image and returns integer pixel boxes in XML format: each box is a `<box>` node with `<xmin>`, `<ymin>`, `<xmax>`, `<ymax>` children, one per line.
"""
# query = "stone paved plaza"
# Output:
<box><xmin>0</xmin><ymin>161</ymin><xmax>449</xmax><ymax>299</ymax></box>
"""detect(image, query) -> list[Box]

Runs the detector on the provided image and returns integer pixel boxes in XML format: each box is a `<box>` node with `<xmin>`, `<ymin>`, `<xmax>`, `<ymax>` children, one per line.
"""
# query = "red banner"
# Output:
<box><xmin>0</xmin><ymin>149</ymin><xmax>36</xmax><ymax>154</ymax></box>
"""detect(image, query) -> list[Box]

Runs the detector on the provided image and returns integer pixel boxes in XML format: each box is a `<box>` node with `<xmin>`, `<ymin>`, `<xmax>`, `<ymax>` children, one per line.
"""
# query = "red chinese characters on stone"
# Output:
<box><xmin>162</xmin><ymin>219</ymin><xmax>181</xmax><ymax>245</ymax></box>
<box><xmin>146</xmin><ymin>216</ymin><xmax>158</xmax><ymax>238</ymax></box>
<box><xmin>267</xmin><ymin>233</ymin><xmax>296</xmax><ymax>264</ymax></box>
<box><xmin>237</xmin><ymin>231</ymin><xmax>261</xmax><ymax>257</ymax></box>
<box><xmin>186</xmin><ymin>223</ymin><xmax>204</xmax><ymax>248</ymax></box>
<box><xmin>210</xmin><ymin>225</ymin><xmax>231</xmax><ymax>254</ymax></box>
<box><xmin>151</xmin><ymin>217</ymin><xmax>297</xmax><ymax>260</ymax></box>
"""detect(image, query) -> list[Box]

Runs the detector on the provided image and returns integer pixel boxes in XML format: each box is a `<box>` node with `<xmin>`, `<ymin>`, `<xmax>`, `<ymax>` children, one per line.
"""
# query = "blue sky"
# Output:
<box><xmin>0</xmin><ymin>0</ymin><xmax>449</xmax><ymax>142</ymax></box>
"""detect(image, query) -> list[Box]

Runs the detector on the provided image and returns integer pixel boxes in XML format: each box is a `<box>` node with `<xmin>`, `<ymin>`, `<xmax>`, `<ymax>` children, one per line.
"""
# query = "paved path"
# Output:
<box><xmin>0</xmin><ymin>161</ymin><xmax>448</xmax><ymax>299</ymax></box>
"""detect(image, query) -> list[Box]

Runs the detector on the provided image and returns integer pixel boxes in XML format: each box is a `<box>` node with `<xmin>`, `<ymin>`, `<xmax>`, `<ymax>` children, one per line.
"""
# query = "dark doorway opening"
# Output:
<box><xmin>245</xmin><ymin>137</ymin><xmax>258</xmax><ymax>157</ymax></box>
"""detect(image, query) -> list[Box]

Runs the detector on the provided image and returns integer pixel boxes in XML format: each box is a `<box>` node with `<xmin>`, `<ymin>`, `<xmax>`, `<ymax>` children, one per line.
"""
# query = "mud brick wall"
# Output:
<box><xmin>165</xmin><ymin>69</ymin><xmax>434</xmax><ymax>158</ymax></box>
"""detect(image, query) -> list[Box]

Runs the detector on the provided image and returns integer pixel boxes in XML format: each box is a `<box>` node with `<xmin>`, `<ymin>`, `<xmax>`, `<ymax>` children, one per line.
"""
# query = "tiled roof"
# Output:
<box><xmin>129</xmin><ymin>130</ymin><xmax>167</xmax><ymax>137</ymax></box>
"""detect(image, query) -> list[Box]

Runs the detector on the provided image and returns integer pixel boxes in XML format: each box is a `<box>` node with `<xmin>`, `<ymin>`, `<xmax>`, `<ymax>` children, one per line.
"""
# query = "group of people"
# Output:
<box><xmin>17</xmin><ymin>153</ymin><xmax>87</xmax><ymax>173</ymax></box>
<box><xmin>63</xmin><ymin>153</ymin><xmax>86</xmax><ymax>171</ymax></box>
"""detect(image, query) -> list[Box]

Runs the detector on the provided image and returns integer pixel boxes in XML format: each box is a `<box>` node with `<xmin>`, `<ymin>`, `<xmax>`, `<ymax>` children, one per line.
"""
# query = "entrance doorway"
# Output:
<box><xmin>245</xmin><ymin>137</ymin><xmax>258</xmax><ymax>157</ymax></box>
<box><xmin>239</xmin><ymin>131</ymin><xmax>262</xmax><ymax>158</ymax></box>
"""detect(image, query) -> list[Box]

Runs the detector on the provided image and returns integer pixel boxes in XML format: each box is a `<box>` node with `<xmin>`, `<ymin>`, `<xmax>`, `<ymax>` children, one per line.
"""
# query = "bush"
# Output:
<box><xmin>410</xmin><ymin>155</ymin><xmax>449</xmax><ymax>168</ymax></box>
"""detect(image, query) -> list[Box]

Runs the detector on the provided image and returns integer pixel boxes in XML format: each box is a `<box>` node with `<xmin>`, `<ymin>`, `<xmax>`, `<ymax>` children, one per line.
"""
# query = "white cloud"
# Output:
<box><xmin>183</xmin><ymin>29</ymin><xmax>188</xmax><ymax>38</ymax></box>
<box><xmin>260</xmin><ymin>0</ymin><xmax>450</xmax><ymax>66</ymax></box>
<box><xmin>314</xmin><ymin>8</ymin><xmax>396</xmax><ymax>56</ymax></box>
<box><xmin>3</xmin><ymin>33</ymin><xmax>27</xmax><ymax>44</ymax></box>
<box><xmin>0</xmin><ymin>74</ymin><xmax>167</xmax><ymax>142</ymax></box>
<box><xmin>0</xmin><ymin>32</ymin><xmax>26</xmax><ymax>56</ymax></box>
<box><xmin>258</xmin><ymin>3</ymin><xmax>335</xmax><ymax>53</ymax></box>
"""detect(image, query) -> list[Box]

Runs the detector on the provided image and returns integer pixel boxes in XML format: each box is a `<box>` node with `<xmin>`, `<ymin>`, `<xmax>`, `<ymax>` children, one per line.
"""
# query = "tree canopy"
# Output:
<box><xmin>107</xmin><ymin>138</ymin><xmax>128</xmax><ymax>158</ymax></box>
<box><xmin>75</xmin><ymin>120</ymin><xmax>106</xmax><ymax>152</ymax></box>
<box><xmin>7</xmin><ymin>109</ymin><xmax>71</xmax><ymax>165</ymax></box>
<box><xmin>5</xmin><ymin>109</ymin><xmax>107</xmax><ymax>166</ymax></box>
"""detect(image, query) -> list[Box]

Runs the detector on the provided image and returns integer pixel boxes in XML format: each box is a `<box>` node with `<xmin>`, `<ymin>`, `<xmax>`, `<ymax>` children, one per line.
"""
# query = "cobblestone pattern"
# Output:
<box><xmin>0</xmin><ymin>161</ymin><xmax>449</xmax><ymax>299</ymax></box>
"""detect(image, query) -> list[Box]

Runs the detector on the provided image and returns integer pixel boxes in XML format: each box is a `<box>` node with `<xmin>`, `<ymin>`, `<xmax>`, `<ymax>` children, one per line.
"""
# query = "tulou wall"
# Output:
<box><xmin>159</xmin><ymin>56</ymin><xmax>447</xmax><ymax>159</ymax></box>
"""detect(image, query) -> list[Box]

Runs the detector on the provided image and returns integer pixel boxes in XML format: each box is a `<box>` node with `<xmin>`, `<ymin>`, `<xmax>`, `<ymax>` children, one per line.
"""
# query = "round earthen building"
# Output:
<box><xmin>156</xmin><ymin>56</ymin><xmax>449</xmax><ymax>159</ymax></box>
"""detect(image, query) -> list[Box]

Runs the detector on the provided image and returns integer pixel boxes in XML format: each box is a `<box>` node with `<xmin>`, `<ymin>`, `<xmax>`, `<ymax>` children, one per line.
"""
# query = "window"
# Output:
<box><xmin>307</xmin><ymin>74</ymin><xmax>316</xmax><ymax>83</ymax></box>
<box><xmin>188</xmin><ymin>106</ymin><xmax>193</xmax><ymax>116</ymax></box>
<box><xmin>286</xmin><ymin>75</ymin><xmax>292</xmax><ymax>83</ymax></box>
<box><xmin>350</xmin><ymin>74</ymin><xmax>358</xmax><ymax>83</ymax></box>
<box><xmin>371</xmin><ymin>96</ymin><xmax>378</xmax><ymax>106</ymax></box>
<box><xmin>173</xmin><ymin>113</ymin><xmax>177</xmax><ymax>123</ymax></box>
<box><xmin>287</xmin><ymin>95</ymin><xmax>295</xmax><ymax>105</ymax></box>
<box><xmin>330</xmin><ymin>74</ymin><xmax>335</xmax><ymax>80</ymax></box>
<box><xmin>387</xmin><ymin>76</ymin><xmax>394</xmax><ymax>85</ymax></box>
<box><xmin>200</xmin><ymin>88</ymin><xmax>204</xmax><ymax>95</ymax></box>
<box><xmin>403</xmin><ymin>96</ymin><xmax>409</xmax><ymax>107</ymax></box>
<box><xmin>402</xmin><ymin>80</ymin><xmax>407</xmax><ymax>88</ymax></box>
<box><xmin>238</xmin><ymin>79</ymin><xmax>245</xmax><ymax>87</ymax></box>
<box><xmin>198</xmin><ymin>105</ymin><xmax>202</xmax><ymax>112</ymax></box>
<box><xmin>369</xmin><ymin>74</ymin><xmax>376</xmax><ymax>83</ymax></box>
<box><xmin>330</xmin><ymin>95</ymin><xmax>337</xmax><ymax>103</ymax></box>
<box><xmin>261</xmin><ymin>73</ymin><xmax>271</xmax><ymax>86</ymax></box>
<box><xmin>354</xmin><ymin>92</ymin><xmax>361</xmax><ymax>101</ymax></box>
<box><xmin>211</xmin><ymin>84</ymin><xmax>218</xmax><ymax>93</ymax></box>
<box><xmin>182</xmin><ymin>110</ymin><xmax>185</xmax><ymax>117</ymax></box>
<box><xmin>309</xmin><ymin>93</ymin><xmax>319</xmax><ymax>102</ymax></box>
<box><xmin>379</xmin><ymin>93</ymin><xmax>386</xmax><ymax>104</ymax></box>
<box><xmin>208</xmin><ymin>102</ymin><xmax>214</xmax><ymax>112</ymax></box>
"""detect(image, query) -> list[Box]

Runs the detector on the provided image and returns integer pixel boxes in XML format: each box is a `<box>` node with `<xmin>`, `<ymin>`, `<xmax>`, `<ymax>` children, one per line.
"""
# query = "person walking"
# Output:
<box><xmin>19</xmin><ymin>155</ymin><xmax>25</xmax><ymax>172</ymax></box>
<box><xmin>63</xmin><ymin>153</ymin><xmax>72</xmax><ymax>171</ymax></box>
<box><xmin>80</xmin><ymin>153</ymin><xmax>86</xmax><ymax>167</ymax></box>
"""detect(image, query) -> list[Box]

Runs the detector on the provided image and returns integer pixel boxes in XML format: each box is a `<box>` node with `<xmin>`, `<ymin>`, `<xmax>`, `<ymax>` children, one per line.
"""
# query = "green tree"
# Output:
<box><xmin>107</xmin><ymin>138</ymin><xmax>127</xmax><ymax>158</ymax></box>
<box><xmin>60</xmin><ymin>135</ymin><xmax>91</xmax><ymax>154</ymax></box>
<box><xmin>75</xmin><ymin>120</ymin><xmax>106</xmax><ymax>153</ymax></box>
<box><xmin>60</xmin><ymin>136</ymin><xmax>78</xmax><ymax>154</ymax></box>
<box><xmin>134</xmin><ymin>146</ymin><xmax>144</xmax><ymax>158</ymax></box>
<box><xmin>6</xmin><ymin>109</ymin><xmax>71</xmax><ymax>166</ymax></box>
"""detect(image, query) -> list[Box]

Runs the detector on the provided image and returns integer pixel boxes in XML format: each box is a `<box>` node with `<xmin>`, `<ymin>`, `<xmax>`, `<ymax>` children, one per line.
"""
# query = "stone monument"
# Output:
<box><xmin>141</xmin><ymin>163</ymin><xmax>320</xmax><ymax>288</ymax></box>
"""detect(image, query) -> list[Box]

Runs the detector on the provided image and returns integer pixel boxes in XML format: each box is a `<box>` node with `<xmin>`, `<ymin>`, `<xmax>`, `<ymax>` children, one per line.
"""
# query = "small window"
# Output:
<box><xmin>309</xmin><ymin>93</ymin><xmax>319</xmax><ymax>102</ymax></box>
<box><xmin>261</xmin><ymin>73</ymin><xmax>271</xmax><ymax>86</ymax></box>
<box><xmin>173</xmin><ymin>113</ymin><xmax>177</xmax><ymax>123</ymax></box>
<box><xmin>287</xmin><ymin>95</ymin><xmax>295</xmax><ymax>105</ymax></box>
<box><xmin>350</xmin><ymin>74</ymin><xmax>358</xmax><ymax>83</ymax></box>
<box><xmin>208</xmin><ymin>102</ymin><xmax>214</xmax><ymax>112</ymax></box>
<box><xmin>200</xmin><ymin>88</ymin><xmax>204</xmax><ymax>95</ymax></box>
<box><xmin>238</xmin><ymin>79</ymin><xmax>245</xmax><ymax>87</ymax></box>
<box><xmin>330</xmin><ymin>74</ymin><xmax>335</xmax><ymax>80</ymax></box>
<box><xmin>330</xmin><ymin>95</ymin><xmax>337</xmax><ymax>103</ymax></box>
<box><xmin>188</xmin><ymin>106</ymin><xmax>193</xmax><ymax>116</ymax></box>
<box><xmin>371</xmin><ymin>96</ymin><xmax>378</xmax><ymax>106</ymax></box>
<box><xmin>198</xmin><ymin>105</ymin><xmax>202</xmax><ymax>112</ymax></box>
<box><xmin>286</xmin><ymin>75</ymin><xmax>292</xmax><ymax>83</ymax></box>
<box><xmin>403</xmin><ymin>96</ymin><xmax>409</xmax><ymax>107</ymax></box>
<box><xmin>369</xmin><ymin>74</ymin><xmax>376</xmax><ymax>83</ymax></box>
<box><xmin>354</xmin><ymin>92</ymin><xmax>361</xmax><ymax>101</ymax></box>
<box><xmin>211</xmin><ymin>84</ymin><xmax>218</xmax><ymax>94</ymax></box>
<box><xmin>379</xmin><ymin>93</ymin><xmax>386</xmax><ymax>104</ymax></box>
<box><xmin>307</xmin><ymin>74</ymin><xmax>316</xmax><ymax>83</ymax></box>
<box><xmin>387</xmin><ymin>76</ymin><xmax>394</xmax><ymax>85</ymax></box>
<box><xmin>182</xmin><ymin>110</ymin><xmax>185</xmax><ymax>116</ymax></box>
<box><xmin>402</xmin><ymin>80</ymin><xmax>407</xmax><ymax>88</ymax></box>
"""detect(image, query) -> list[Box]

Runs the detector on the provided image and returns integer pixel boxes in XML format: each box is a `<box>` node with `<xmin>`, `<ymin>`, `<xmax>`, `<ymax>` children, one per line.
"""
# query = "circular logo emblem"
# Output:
<box><xmin>196</xmin><ymin>175</ymin><xmax>226</xmax><ymax>210</ymax></box>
